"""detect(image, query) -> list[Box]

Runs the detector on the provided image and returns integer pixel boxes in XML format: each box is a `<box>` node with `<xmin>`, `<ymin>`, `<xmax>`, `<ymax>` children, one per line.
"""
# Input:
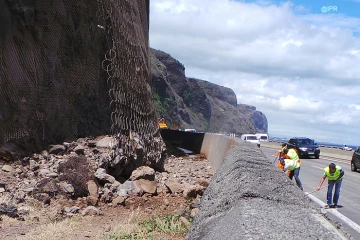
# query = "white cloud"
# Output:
<box><xmin>149</xmin><ymin>0</ymin><xmax>360</xmax><ymax>145</ymax></box>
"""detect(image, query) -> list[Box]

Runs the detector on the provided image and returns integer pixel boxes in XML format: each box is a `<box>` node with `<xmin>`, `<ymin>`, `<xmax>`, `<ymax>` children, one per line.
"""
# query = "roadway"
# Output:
<box><xmin>261</xmin><ymin>146</ymin><xmax>360</xmax><ymax>238</ymax></box>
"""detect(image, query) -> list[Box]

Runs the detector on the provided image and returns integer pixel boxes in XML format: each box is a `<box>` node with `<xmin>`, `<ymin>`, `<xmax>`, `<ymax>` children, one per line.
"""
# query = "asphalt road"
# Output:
<box><xmin>261</xmin><ymin>146</ymin><xmax>360</xmax><ymax>238</ymax></box>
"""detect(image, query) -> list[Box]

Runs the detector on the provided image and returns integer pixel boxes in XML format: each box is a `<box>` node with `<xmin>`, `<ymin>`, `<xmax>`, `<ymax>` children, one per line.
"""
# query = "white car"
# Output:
<box><xmin>240</xmin><ymin>134</ymin><xmax>261</xmax><ymax>147</ymax></box>
<box><xmin>341</xmin><ymin>145</ymin><xmax>352</xmax><ymax>151</ymax></box>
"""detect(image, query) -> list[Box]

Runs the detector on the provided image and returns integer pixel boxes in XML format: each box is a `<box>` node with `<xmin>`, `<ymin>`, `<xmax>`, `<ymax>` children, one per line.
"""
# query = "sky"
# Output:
<box><xmin>148</xmin><ymin>0</ymin><xmax>360</xmax><ymax>146</ymax></box>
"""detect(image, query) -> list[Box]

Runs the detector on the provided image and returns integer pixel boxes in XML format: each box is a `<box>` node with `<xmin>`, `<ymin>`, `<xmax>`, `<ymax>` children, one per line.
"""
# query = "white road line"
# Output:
<box><xmin>312</xmin><ymin>166</ymin><xmax>324</xmax><ymax>170</ymax></box>
<box><xmin>305</xmin><ymin>193</ymin><xmax>360</xmax><ymax>234</ymax></box>
<box><xmin>321</xmin><ymin>157</ymin><xmax>350</xmax><ymax>164</ymax></box>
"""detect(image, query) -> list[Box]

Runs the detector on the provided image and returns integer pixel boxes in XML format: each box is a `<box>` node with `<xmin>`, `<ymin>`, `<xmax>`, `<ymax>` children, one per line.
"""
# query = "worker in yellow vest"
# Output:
<box><xmin>277</xmin><ymin>143</ymin><xmax>290</xmax><ymax>176</ymax></box>
<box><xmin>279</xmin><ymin>148</ymin><xmax>303</xmax><ymax>191</ymax></box>
<box><xmin>317</xmin><ymin>163</ymin><xmax>344</xmax><ymax>209</ymax></box>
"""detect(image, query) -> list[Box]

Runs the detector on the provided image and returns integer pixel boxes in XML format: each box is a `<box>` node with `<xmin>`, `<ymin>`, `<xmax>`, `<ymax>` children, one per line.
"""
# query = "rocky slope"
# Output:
<box><xmin>0</xmin><ymin>135</ymin><xmax>214</xmax><ymax>239</ymax></box>
<box><xmin>150</xmin><ymin>48</ymin><xmax>268</xmax><ymax>136</ymax></box>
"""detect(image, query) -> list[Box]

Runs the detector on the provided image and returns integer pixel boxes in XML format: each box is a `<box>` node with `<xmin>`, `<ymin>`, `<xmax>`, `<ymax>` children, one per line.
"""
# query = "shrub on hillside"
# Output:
<box><xmin>57</xmin><ymin>156</ymin><xmax>94</xmax><ymax>199</ymax></box>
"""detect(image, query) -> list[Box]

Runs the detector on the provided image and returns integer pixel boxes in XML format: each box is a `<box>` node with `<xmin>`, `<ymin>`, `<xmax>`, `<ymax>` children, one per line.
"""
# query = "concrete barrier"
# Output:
<box><xmin>160</xmin><ymin>131</ymin><xmax>238</xmax><ymax>170</ymax></box>
<box><xmin>200</xmin><ymin>134</ymin><xmax>235</xmax><ymax>171</ymax></box>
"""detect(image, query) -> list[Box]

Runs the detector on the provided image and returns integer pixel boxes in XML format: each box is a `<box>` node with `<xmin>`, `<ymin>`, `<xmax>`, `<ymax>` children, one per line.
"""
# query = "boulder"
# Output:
<box><xmin>49</xmin><ymin>145</ymin><xmax>66</xmax><ymax>155</ymax></box>
<box><xmin>165</xmin><ymin>181</ymin><xmax>182</xmax><ymax>194</ymax></box>
<box><xmin>182</xmin><ymin>184</ymin><xmax>205</xmax><ymax>198</ymax></box>
<box><xmin>34</xmin><ymin>178</ymin><xmax>61</xmax><ymax>197</ymax></box>
<box><xmin>81</xmin><ymin>206</ymin><xmax>100</xmax><ymax>216</ymax></box>
<box><xmin>2</xmin><ymin>165</ymin><xmax>14</xmax><ymax>172</ymax></box>
<box><xmin>116</xmin><ymin>180</ymin><xmax>142</xmax><ymax>197</ymax></box>
<box><xmin>0</xmin><ymin>147</ymin><xmax>15</xmax><ymax>162</ymax></box>
<box><xmin>133</xmin><ymin>179</ymin><xmax>157</xmax><ymax>194</ymax></box>
<box><xmin>74</xmin><ymin>145</ymin><xmax>85</xmax><ymax>155</ymax></box>
<box><xmin>95</xmin><ymin>168</ymin><xmax>116</xmax><ymax>184</ymax></box>
<box><xmin>87</xmin><ymin>180</ymin><xmax>98</xmax><ymax>197</ymax></box>
<box><xmin>29</xmin><ymin>160</ymin><xmax>40</xmax><ymax>171</ymax></box>
<box><xmin>130</xmin><ymin>166</ymin><xmax>157</xmax><ymax>194</ymax></box>
<box><xmin>87</xmin><ymin>196</ymin><xmax>98</xmax><ymax>206</ymax></box>
<box><xmin>96</xmin><ymin>137</ymin><xmax>117</xmax><ymax>148</ymax></box>
<box><xmin>0</xmin><ymin>203</ymin><xmax>18</xmax><ymax>218</ymax></box>
<box><xmin>112</xmin><ymin>196</ymin><xmax>126</xmax><ymax>206</ymax></box>
<box><xmin>39</xmin><ymin>169</ymin><xmax>55</xmax><ymax>178</ymax></box>
<box><xmin>60</xmin><ymin>182</ymin><xmax>75</xmax><ymax>194</ymax></box>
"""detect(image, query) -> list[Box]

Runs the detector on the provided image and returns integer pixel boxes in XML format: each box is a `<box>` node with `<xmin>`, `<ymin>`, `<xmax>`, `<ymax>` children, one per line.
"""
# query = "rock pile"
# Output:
<box><xmin>0</xmin><ymin>135</ymin><xmax>214</xmax><ymax>220</ymax></box>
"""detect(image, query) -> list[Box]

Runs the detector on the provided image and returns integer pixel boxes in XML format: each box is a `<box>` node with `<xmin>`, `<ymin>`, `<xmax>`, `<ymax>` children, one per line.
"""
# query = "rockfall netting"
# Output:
<box><xmin>0</xmin><ymin>0</ymin><xmax>110</xmax><ymax>145</ymax></box>
<box><xmin>97</xmin><ymin>0</ymin><xmax>165</xmax><ymax>178</ymax></box>
<box><xmin>0</xmin><ymin>0</ymin><xmax>165</xmax><ymax>178</ymax></box>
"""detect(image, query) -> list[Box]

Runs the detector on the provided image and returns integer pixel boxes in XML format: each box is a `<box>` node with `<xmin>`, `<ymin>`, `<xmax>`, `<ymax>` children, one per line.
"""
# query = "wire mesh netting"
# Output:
<box><xmin>0</xmin><ymin>0</ymin><xmax>164</xmax><ymax>175</ymax></box>
<box><xmin>1</xmin><ymin>1</ymin><xmax>109</xmax><ymax>145</ymax></box>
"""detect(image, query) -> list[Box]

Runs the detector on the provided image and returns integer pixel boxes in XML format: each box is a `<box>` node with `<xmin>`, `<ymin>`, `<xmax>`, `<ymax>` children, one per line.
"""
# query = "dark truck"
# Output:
<box><xmin>288</xmin><ymin>137</ymin><xmax>320</xmax><ymax>159</ymax></box>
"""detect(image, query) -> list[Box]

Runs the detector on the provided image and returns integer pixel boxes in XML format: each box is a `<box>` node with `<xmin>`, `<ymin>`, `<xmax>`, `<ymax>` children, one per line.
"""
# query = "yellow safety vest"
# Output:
<box><xmin>287</xmin><ymin>148</ymin><xmax>301</xmax><ymax>167</ymax></box>
<box><xmin>285</xmin><ymin>158</ymin><xmax>300</xmax><ymax>170</ymax></box>
<box><xmin>324</xmin><ymin>166</ymin><xmax>343</xmax><ymax>181</ymax></box>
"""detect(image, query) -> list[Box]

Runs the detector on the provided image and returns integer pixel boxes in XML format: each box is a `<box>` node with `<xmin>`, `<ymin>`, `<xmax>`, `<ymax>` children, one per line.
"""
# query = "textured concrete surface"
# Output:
<box><xmin>186</xmin><ymin>141</ymin><xmax>351</xmax><ymax>239</ymax></box>
<box><xmin>200</xmin><ymin>134</ymin><xmax>235</xmax><ymax>171</ymax></box>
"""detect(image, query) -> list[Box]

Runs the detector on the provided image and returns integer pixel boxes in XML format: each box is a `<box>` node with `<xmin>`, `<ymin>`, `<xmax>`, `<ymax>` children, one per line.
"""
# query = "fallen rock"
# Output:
<box><xmin>87</xmin><ymin>140</ymin><xmax>97</xmax><ymax>148</ymax></box>
<box><xmin>0</xmin><ymin>203</ymin><xmax>18</xmax><ymax>218</ymax></box>
<box><xmin>0</xmin><ymin>147</ymin><xmax>15</xmax><ymax>162</ymax></box>
<box><xmin>2</xmin><ymin>165</ymin><xmax>14</xmax><ymax>172</ymax></box>
<box><xmin>95</xmin><ymin>168</ymin><xmax>116</xmax><ymax>184</ymax></box>
<box><xmin>133</xmin><ymin>179</ymin><xmax>157</xmax><ymax>194</ymax></box>
<box><xmin>165</xmin><ymin>181</ymin><xmax>182</xmax><ymax>194</ymax></box>
<box><xmin>70</xmin><ymin>206</ymin><xmax>80</xmax><ymax>213</ymax></box>
<box><xmin>183</xmin><ymin>184</ymin><xmax>205</xmax><ymax>198</ymax></box>
<box><xmin>87</xmin><ymin>196</ymin><xmax>98</xmax><ymax>206</ymax></box>
<box><xmin>131</xmin><ymin>166</ymin><xmax>156</xmax><ymax>181</ymax></box>
<box><xmin>116</xmin><ymin>180</ymin><xmax>142</xmax><ymax>197</ymax></box>
<box><xmin>96</xmin><ymin>136</ymin><xmax>117</xmax><ymax>148</ymax></box>
<box><xmin>87</xmin><ymin>180</ymin><xmax>98</xmax><ymax>197</ymax></box>
<box><xmin>40</xmin><ymin>150</ymin><xmax>49</xmax><ymax>158</ymax></box>
<box><xmin>39</xmin><ymin>169</ymin><xmax>58</xmax><ymax>178</ymax></box>
<box><xmin>60</xmin><ymin>182</ymin><xmax>75</xmax><ymax>194</ymax></box>
<box><xmin>29</xmin><ymin>160</ymin><xmax>40</xmax><ymax>171</ymax></box>
<box><xmin>191</xmin><ymin>208</ymin><xmax>199</xmax><ymax>217</ymax></box>
<box><xmin>49</xmin><ymin>145</ymin><xmax>66</xmax><ymax>155</ymax></box>
<box><xmin>196</xmin><ymin>179</ymin><xmax>210</xmax><ymax>188</ymax></box>
<box><xmin>74</xmin><ymin>145</ymin><xmax>85</xmax><ymax>155</ymax></box>
<box><xmin>81</xmin><ymin>206</ymin><xmax>100</xmax><ymax>216</ymax></box>
<box><xmin>112</xmin><ymin>196</ymin><xmax>126</xmax><ymax>206</ymax></box>
<box><xmin>99</xmin><ymin>188</ymin><xmax>113</xmax><ymax>203</ymax></box>
<box><xmin>131</xmin><ymin>166</ymin><xmax>157</xmax><ymax>194</ymax></box>
<box><xmin>34</xmin><ymin>178</ymin><xmax>61</xmax><ymax>197</ymax></box>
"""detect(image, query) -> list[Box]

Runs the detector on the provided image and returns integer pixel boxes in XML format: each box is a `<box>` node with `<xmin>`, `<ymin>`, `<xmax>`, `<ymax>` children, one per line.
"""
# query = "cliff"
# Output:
<box><xmin>150</xmin><ymin>48</ymin><xmax>268</xmax><ymax>136</ymax></box>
